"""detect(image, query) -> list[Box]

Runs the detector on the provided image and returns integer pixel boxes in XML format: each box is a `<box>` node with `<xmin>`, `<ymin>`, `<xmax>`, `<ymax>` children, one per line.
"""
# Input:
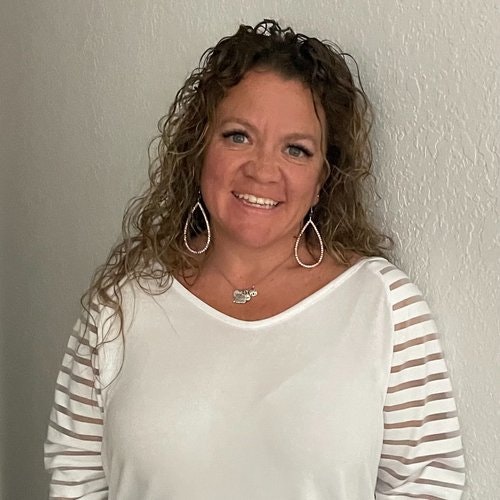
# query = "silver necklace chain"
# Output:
<box><xmin>213</xmin><ymin>255</ymin><xmax>293</xmax><ymax>305</ymax></box>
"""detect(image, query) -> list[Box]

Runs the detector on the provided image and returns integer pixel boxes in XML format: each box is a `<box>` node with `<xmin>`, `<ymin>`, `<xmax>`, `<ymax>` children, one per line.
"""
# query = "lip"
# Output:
<box><xmin>232</xmin><ymin>191</ymin><xmax>281</xmax><ymax>209</ymax></box>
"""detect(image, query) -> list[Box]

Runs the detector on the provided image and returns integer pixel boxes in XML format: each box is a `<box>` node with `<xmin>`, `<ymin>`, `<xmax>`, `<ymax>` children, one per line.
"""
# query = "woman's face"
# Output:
<box><xmin>201</xmin><ymin>70</ymin><xmax>325</xmax><ymax>252</ymax></box>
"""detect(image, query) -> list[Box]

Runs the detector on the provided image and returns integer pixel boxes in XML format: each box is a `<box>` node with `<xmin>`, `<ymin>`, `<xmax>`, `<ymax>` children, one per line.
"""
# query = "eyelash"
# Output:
<box><xmin>287</xmin><ymin>144</ymin><xmax>313</xmax><ymax>158</ymax></box>
<box><xmin>221</xmin><ymin>130</ymin><xmax>313</xmax><ymax>158</ymax></box>
<box><xmin>222</xmin><ymin>130</ymin><xmax>248</xmax><ymax>143</ymax></box>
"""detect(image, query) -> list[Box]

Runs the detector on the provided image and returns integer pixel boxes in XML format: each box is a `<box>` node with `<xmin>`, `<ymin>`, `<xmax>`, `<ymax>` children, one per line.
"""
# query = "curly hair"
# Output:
<box><xmin>82</xmin><ymin>19</ymin><xmax>392</xmax><ymax>349</ymax></box>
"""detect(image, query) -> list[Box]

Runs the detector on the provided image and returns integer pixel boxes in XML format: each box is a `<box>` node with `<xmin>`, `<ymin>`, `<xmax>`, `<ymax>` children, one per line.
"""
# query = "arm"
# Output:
<box><xmin>44</xmin><ymin>307</ymin><xmax>109</xmax><ymax>499</ymax></box>
<box><xmin>376</xmin><ymin>265</ymin><xmax>465</xmax><ymax>499</ymax></box>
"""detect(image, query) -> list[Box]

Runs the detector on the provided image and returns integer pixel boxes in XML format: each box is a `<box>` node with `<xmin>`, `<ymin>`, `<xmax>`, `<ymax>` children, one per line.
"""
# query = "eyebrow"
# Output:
<box><xmin>218</xmin><ymin>117</ymin><xmax>255</xmax><ymax>130</ymax></box>
<box><xmin>218</xmin><ymin>117</ymin><xmax>321</xmax><ymax>147</ymax></box>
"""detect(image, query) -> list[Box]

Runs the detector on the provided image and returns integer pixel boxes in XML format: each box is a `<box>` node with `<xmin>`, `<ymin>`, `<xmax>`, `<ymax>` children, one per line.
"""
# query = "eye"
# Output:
<box><xmin>286</xmin><ymin>144</ymin><xmax>313</xmax><ymax>158</ymax></box>
<box><xmin>222</xmin><ymin>131</ymin><xmax>248</xmax><ymax>144</ymax></box>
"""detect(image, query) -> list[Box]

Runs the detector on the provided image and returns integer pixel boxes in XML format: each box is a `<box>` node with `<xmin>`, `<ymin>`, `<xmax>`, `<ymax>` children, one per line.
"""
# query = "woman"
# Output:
<box><xmin>45</xmin><ymin>20</ymin><xmax>465</xmax><ymax>499</ymax></box>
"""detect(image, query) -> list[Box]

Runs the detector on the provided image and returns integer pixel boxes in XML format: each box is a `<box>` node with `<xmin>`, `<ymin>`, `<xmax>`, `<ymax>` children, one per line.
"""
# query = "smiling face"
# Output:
<box><xmin>200</xmin><ymin>70</ymin><xmax>325</xmax><ymax>252</ymax></box>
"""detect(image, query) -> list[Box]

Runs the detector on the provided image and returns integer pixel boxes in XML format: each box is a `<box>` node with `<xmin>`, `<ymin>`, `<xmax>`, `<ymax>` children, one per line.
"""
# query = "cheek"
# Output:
<box><xmin>200</xmin><ymin>150</ymin><xmax>229</xmax><ymax>209</ymax></box>
<box><xmin>200</xmin><ymin>151</ymin><xmax>217</xmax><ymax>191</ymax></box>
<box><xmin>296</xmin><ymin>169</ymin><xmax>322</xmax><ymax>204</ymax></box>
<box><xmin>200</xmin><ymin>168</ymin><xmax>216</xmax><ymax>207</ymax></box>
<box><xmin>201</xmin><ymin>145</ymin><xmax>227</xmax><ymax>184</ymax></box>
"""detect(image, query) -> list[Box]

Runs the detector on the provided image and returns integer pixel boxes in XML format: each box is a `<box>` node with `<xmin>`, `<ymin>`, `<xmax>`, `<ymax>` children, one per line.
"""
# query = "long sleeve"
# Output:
<box><xmin>44</xmin><ymin>306</ymin><xmax>109</xmax><ymax>499</ymax></box>
<box><xmin>376</xmin><ymin>264</ymin><xmax>465</xmax><ymax>498</ymax></box>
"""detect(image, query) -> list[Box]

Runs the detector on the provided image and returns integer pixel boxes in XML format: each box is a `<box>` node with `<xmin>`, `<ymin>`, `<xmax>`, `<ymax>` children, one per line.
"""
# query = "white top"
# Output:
<box><xmin>45</xmin><ymin>257</ymin><xmax>465</xmax><ymax>499</ymax></box>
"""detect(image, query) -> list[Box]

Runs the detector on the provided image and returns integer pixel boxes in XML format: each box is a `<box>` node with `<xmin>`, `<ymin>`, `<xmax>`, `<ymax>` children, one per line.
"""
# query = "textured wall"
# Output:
<box><xmin>1</xmin><ymin>0</ymin><xmax>498</xmax><ymax>498</ymax></box>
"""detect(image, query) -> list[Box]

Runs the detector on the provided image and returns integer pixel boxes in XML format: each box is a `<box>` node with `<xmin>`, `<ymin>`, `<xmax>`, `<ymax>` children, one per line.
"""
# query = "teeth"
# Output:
<box><xmin>235</xmin><ymin>193</ymin><xmax>279</xmax><ymax>207</ymax></box>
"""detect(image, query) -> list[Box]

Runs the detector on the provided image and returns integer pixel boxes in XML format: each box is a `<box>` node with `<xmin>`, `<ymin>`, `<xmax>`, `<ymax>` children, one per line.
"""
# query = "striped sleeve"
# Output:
<box><xmin>44</xmin><ymin>306</ymin><xmax>109</xmax><ymax>499</ymax></box>
<box><xmin>375</xmin><ymin>264</ymin><xmax>465</xmax><ymax>499</ymax></box>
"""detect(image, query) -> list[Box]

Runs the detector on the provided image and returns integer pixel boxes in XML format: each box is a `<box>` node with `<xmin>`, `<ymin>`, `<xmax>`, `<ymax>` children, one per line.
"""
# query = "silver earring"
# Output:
<box><xmin>294</xmin><ymin>208</ymin><xmax>324</xmax><ymax>268</ymax></box>
<box><xmin>183</xmin><ymin>196</ymin><xmax>211</xmax><ymax>254</ymax></box>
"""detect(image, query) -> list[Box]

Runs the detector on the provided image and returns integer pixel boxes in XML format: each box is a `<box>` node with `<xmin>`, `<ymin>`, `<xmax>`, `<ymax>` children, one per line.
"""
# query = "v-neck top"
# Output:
<box><xmin>45</xmin><ymin>257</ymin><xmax>465</xmax><ymax>499</ymax></box>
<box><xmin>170</xmin><ymin>256</ymin><xmax>371</xmax><ymax>328</ymax></box>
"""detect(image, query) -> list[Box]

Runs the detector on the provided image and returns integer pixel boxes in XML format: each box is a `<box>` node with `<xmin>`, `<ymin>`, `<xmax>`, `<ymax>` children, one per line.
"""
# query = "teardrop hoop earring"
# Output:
<box><xmin>183</xmin><ymin>195</ymin><xmax>211</xmax><ymax>254</ymax></box>
<box><xmin>294</xmin><ymin>208</ymin><xmax>324</xmax><ymax>269</ymax></box>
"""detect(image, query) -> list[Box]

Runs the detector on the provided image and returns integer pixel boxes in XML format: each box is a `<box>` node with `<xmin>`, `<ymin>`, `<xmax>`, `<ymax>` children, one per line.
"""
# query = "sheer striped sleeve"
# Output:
<box><xmin>44</xmin><ymin>305</ymin><xmax>109</xmax><ymax>499</ymax></box>
<box><xmin>376</xmin><ymin>264</ymin><xmax>465</xmax><ymax>499</ymax></box>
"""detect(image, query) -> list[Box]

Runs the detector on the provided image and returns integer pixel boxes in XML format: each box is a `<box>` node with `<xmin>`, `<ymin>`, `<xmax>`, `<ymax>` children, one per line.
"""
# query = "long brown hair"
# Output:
<box><xmin>82</xmin><ymin>19</ymin><xmax>392</xmax><ymax>351</ymax></box>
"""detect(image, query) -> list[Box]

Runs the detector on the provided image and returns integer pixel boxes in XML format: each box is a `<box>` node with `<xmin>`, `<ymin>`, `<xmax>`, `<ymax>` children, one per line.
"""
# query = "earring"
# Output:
<box><xmin>183</xmin><ymin>195</ymin><xmax>211</xmax><ymax>254</ymax></box>
<box><xmin>294</xmin><ymin>208</ymin><xmax>324</xmax><ymax>268</ymax></box>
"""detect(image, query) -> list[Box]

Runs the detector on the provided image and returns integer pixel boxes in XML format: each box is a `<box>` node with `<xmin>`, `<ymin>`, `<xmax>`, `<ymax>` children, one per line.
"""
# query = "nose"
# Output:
<box><xmin>242</xmin><ymin>147</ymin><xmax>281</xmax><ymax>183</ymax></box>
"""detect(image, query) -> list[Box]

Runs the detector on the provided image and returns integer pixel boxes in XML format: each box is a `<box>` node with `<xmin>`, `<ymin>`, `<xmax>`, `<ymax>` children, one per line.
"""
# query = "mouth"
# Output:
<box><xmin>233</xmin><ymin>192</ymin><xmax>280</xmax><ymax>209</ymax></box>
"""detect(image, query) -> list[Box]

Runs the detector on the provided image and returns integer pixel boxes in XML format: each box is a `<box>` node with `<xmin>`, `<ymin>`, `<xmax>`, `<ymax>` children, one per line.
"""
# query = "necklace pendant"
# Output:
<box><xmin>233</xmin><ymin>287</ymin><xmax>257</xmax><ymax>304</ymax></box>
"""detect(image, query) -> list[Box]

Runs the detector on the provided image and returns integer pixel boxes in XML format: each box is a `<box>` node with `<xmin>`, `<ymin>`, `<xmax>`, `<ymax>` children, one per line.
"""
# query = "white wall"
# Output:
<box><xmin>1</xmin><ymin>0</ymin><xmax>498</xmax><ymax>498</ymax></box>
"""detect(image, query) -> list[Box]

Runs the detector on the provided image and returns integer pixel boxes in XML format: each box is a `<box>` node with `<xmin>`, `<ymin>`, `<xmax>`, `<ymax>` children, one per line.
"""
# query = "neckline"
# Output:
<box><xmin>171</xmin><ymin>257</ymin><xmax>383</xmax><ymax>330</ymax></box>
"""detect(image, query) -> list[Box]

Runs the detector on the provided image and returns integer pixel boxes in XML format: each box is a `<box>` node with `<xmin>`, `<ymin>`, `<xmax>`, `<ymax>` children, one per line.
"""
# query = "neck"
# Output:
<box><xmin>204</xmin><ymin>238</ymin><xmax>295</xmax><ymax>286</ymax></box>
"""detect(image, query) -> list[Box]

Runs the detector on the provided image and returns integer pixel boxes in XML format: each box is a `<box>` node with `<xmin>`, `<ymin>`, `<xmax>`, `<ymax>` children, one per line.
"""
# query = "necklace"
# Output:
<box><xmin>212</xmin><ymin>255</ymin><xmax>292</xmax><ymax>305</ymax></box>
<box><xmin>232</xmin><ymin>286</ymin><xmax>258</xmax><ymax>304</ymax></box>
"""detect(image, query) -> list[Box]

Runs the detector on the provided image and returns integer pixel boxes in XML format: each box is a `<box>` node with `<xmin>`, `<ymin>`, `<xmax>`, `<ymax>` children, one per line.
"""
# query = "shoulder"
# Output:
<box><xmin>358</xmin><ymin>258</ymin><xmax>440</xmax><ymax>343</ymax></box>
<box><xmin>90</xmin><ymin>274</ymin><xmax>169</xmax><ymax>331</ymax></box>
<box><xmin>344</xmin><ymin>257</ymin><xmax>428</xmax><ymax>314</ymax></box>
<box><xmin>352</xmin><ymin>255</ymin><xmax>399</xmax><ymax>279</ymax></box>
<box><xmin>354</xmin><ymin>257</ymin><xmax>419</xmax><ymax>292</ymax></box>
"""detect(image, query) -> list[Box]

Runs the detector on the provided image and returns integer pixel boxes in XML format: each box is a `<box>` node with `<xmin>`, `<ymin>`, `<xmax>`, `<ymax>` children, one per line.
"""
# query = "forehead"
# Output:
<box><xmin>215</xmin><ymin>70</ymin><xmax>325</xmax><ymax>135</ymax></box>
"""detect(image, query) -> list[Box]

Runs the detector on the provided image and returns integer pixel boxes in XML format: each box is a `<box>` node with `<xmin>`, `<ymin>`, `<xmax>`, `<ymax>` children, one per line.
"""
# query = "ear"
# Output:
<box><xmin>312</xmin><ymin>188</ymin><xmax>321</xmax><ymax>207</ymax></box>
<box><xmin>314</xmin><ymin>160</ymin><xmax>329</xmax><ymax>205</ymax></box>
